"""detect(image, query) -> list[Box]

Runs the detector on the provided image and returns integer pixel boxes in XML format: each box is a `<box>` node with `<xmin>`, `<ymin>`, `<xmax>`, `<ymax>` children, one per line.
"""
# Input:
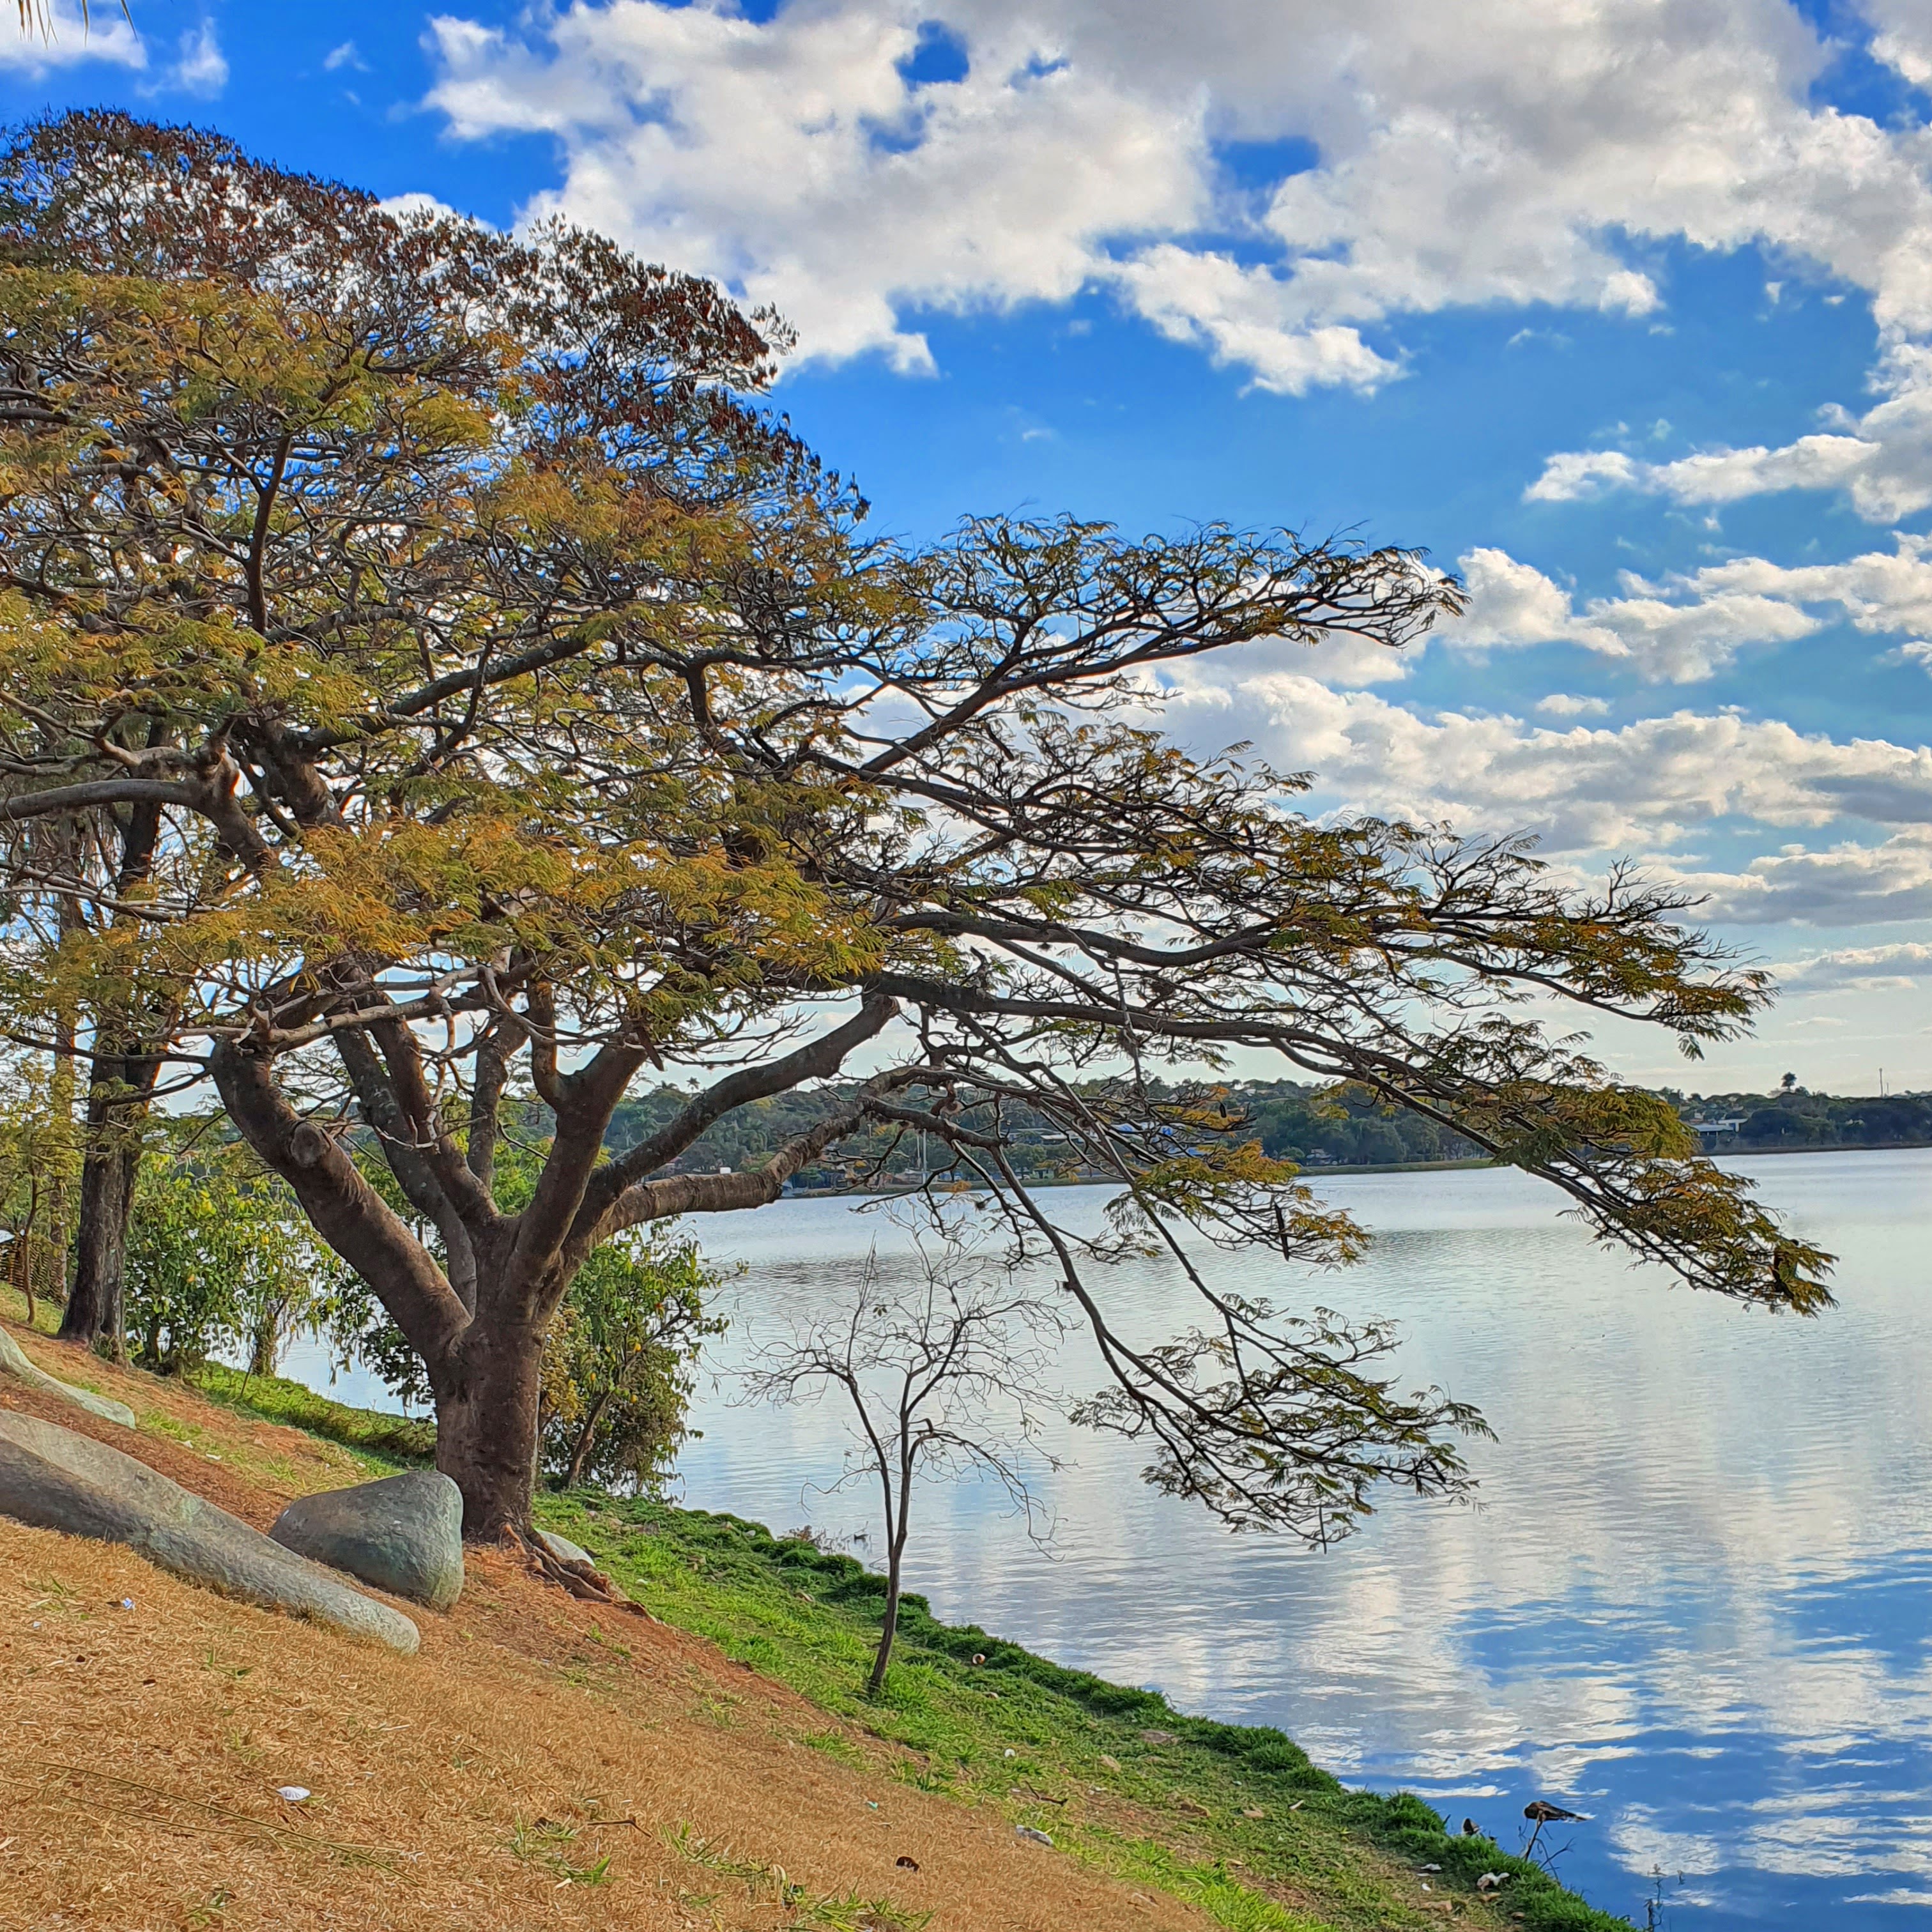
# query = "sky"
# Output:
<box><xmin>5</xmin><ymin>0</ymin><xmax>1932</xmax><ymax>1095</ymax></box>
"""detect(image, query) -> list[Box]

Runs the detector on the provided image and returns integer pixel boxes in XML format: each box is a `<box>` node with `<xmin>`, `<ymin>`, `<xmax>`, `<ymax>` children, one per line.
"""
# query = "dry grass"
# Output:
<box><xmin>0</xmin><ymin>1328</ymin><xmax>1211</xmax><ymax>1932</ymax></box>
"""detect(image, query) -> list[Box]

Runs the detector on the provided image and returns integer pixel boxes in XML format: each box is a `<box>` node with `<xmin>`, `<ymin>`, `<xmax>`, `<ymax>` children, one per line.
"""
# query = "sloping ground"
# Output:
<box><xmin>0</xmin><ymin>1319</ymin><xmax>1615</xmax><ymax>1931</ymax></box>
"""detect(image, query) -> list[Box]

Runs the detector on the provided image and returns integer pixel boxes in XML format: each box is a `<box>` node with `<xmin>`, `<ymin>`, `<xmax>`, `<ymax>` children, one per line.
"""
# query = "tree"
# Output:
<box><xmin>743</xmin><ymin>1236</ymin><xmax>1064</xmax><ymax>1692</ymax></box>
<box><xmin>123</xmin><ymin>1142</ymin><xmax>321</xmax><ymax>1375</ymax></box>
<box><xmin>0</xmin><ymin>1049</ymin><xmax>77</xmax><ymax>1324</ymax></box>
<box><xmin>0</xmin><ymin>113</ymin><xmax>1831</xmax><ymax>1545</ymax></box>
<box><xmin>539</xmin><ymin>1222</ymin><xmax>726</xmax><ymax>1493</ymax></box>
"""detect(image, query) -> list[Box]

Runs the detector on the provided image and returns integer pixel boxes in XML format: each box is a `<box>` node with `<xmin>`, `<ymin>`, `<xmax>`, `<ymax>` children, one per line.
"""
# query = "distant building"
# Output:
<box><xmin>1687</xmin><ymin>1116</ymin><xmax>1746</xmax><ymax>1142</ymax></box>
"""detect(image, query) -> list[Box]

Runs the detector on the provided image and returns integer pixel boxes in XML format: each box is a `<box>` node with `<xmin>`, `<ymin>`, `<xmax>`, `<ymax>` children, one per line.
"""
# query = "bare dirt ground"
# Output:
<box><xmin>1</xmin><ymin>1328</ymin><xmax>1211</xmax><ymax>1931</ymax></box>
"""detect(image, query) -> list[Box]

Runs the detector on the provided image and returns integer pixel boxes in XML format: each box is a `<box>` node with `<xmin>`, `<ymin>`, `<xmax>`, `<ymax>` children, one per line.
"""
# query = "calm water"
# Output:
<box><xmin>287</xmin><ymin>1148</ymin><xmax>1932</xmax><ymax>1928</ymax></box>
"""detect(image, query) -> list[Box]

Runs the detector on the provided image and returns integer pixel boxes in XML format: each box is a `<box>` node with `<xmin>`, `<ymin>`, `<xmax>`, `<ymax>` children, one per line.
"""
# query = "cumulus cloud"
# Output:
<box><xmin>0</xmin><ymin>0</ymin><xmax>143</xmax><ymax>70</ymax></box>
<box><xmin>1537</xmin><ymin>693</ymin><xmax>1612</xmax><ymax>717</ymax></box>
<box><xmin>1446</xmin><ymin>535</ymin><xmax>1932</xmax><ymax>681</ymax></box>
<box><xmin>1676</xmin><ymin>831</ymin><xmax>1932</xmax><ymax>926</ymax></box>
<box><xmin>1775</xmin><ymin>940</ymin><xmax>1932</xmax><ymax>990</ymax></box>
<box><xmin>1528</xmin><ymin>379</ymin><xmax>1932</xmax><ymax>522</ymax></box>
<box><xmin>1156</xmin><ymin>669</ymin><xmax>1932</xmax><ymax>862</ymax></box>
<box><xmin>421</xmin><ymin>0</ymin><xmax>1932</xmax><ymax>388</ymax></box>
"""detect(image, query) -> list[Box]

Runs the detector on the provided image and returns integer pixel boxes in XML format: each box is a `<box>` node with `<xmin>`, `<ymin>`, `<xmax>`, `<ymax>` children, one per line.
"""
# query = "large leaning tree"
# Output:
<box><xmin>0</xmin><ymin>115</ymin><xmax>1830</xmax><ymax>1541</ymax></box>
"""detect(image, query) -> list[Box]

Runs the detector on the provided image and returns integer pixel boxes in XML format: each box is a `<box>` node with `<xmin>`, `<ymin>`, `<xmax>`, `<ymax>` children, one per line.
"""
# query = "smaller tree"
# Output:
<box><xmin>125</xmin><ymin>1145</ymin><xmax>325</xmax><ymax>1376</ymax></box>
<box><xmin>540</xmin><ymin>1224</ymin><xmax>727</xmax><ymax>1493</ymax></box>
<box><xmin>0</xmin><ymin>1052</ymin><xmax>77</xmax><ymax>1326</ymax></box>
<box><xmin>744</xmin><ymin>1236</ymin><xmax>1065</xmax><ymax>1694</ymax></box>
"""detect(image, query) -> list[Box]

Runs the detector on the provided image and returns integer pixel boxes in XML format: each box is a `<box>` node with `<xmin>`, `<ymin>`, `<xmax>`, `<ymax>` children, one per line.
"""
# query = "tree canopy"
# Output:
<box><xmin>0</xmin><ymin>112</ymin><xmax>1830</xmax><ymax>1541</ymax></box>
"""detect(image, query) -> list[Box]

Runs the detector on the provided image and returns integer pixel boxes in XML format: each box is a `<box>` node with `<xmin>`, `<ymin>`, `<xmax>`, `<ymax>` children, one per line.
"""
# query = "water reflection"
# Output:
<box><xmin>670</xmin><ymin>1150</ymin><xmax>1932</xmax><ymax>1929</ymax></box>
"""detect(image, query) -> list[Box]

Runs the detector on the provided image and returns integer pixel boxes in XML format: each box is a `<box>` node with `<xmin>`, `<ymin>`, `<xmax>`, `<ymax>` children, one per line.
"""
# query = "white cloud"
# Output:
<box><xmin>1447</xmin><ymin>535</ymin><xmax>1932</xmax><ymax>682</ymax></box>
<box><xmin>1775</xmin><ymin>940</ymin><xmax>1932</xmax><ymax>990</ymax></box>
<box><xmin>1536</xmin><ymin>693</ymin><xmax>1611</xmax><ymax>717</ymax></box>
<box><xmin>155</xmin><ymin>21</ymin><xmax>226</xmax><ymax>98</ymax></box>
<box><xmin>1676</xmin><ymin>831</ymin><xmax>1932</xmax><ymax>926</ymax></box>
<box><xmin>1885</xmin><ymin>639</ymin><xmax>1932</xmax><ymax>672</ymax></box>
<box><xmin>0</xmin><ymin>0</ymin><xmax>142</xmax><ymax>70</ymax></box>
<box><xmin>1528</xmin><ymin>380</ymin><xmax>1932</xmax><ymax>521</ymax></box>
<box><xmin>1158</xmin><ymin>666</ymin><xmax>1932</xmax><ymax>880</ymax></box>
<box><xmin>325</xmin><ymin>40</ymin><xmax>367</xmax><ymax>73</ymax></box>
<box><xmin>421</xmin><ymin>0</ymin><xmax>1932</xmax><ymax>389</ymax></box>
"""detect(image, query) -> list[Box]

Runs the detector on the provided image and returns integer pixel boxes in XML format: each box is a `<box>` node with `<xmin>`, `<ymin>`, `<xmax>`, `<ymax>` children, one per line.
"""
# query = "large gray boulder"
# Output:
<box><xmin>0</xmin><ymin>1327</ymin><xmax>137</xmax><ymax>1428</ymax></box>
<box><xmin>270</xmin><ymin>1471</ymin><xmax>464</xmax><ymax>1611</ymax></box>
<box><xmin>0</xmin><ymin>1410</ymin><xmax>418</xmax><ymax>1653</ymax></box>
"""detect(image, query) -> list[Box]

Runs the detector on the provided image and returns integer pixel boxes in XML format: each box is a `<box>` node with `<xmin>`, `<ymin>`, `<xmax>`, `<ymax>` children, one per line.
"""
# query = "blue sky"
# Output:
<box><xmin>6</xmin><ymin>0</ymin><xmax>1932</xmax><ymax>1092</ymax></box>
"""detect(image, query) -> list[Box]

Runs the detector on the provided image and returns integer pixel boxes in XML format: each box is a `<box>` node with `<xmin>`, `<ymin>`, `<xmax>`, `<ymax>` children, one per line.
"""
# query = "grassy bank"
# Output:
<box><xmin>538</xmin><ymin>1492</ymin><xmax>1627</xmax><ymax>1931</ymax></box>
<box><xmin>116</xmin><ymin>1338</ymin><xmax>1623</xmax><ymax>1928</ymax></box>
<box><xmin>0</xmin><ymin>1289</ymin><xmax>1625</xmax><ymax>1926</ymax></box>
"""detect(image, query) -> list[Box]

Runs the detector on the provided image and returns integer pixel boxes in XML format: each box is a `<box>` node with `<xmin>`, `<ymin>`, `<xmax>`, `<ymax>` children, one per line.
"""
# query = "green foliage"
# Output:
<box><xmin>187</xmin><ymin>1360</ymin><xmax>436</xmax><ymax>1463</ymax></box>
<box><xmin>0</xmin><ymin>1049</ymin><xmax>77</xmax><ymax>1312</ymax></box>
<box><xmin>539</xmin><ymin>1222</ymin><xmax>727</xmax><ymax>1492</ymax></box>
<box><xmin>125</xmin><ymin>1143</ymin><xmax>344</xmax><ymax>1375</ymax></box>
<box><xmin>1675</xmin><ymin>1086</ymin><xmax>1932</xmax><ymax>1151</ymax></box>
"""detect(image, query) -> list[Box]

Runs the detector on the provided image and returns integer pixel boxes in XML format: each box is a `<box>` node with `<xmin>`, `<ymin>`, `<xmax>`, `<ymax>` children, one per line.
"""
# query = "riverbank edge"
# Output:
<box><xmin>165</xmin><ymin>1340</ymin><xmax>1629</xmax><ymax>1931</ymax></box>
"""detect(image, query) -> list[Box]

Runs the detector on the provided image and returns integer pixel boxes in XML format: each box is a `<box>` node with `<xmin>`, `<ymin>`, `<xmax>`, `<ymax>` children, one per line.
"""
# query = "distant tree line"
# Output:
<box><xmin>610</xmin><ymin>1075</ymin><xmax>1932</xmax><ymax>1191</ymax></box>
<box><xmin>1666</xmin><ymin>1087</ymin><xmax>1932</xmax><ymax>1151</ymax></box>
<box><xmin>607</xmin><ymin>1076</ymin><xmax>1484</xmax><ymax>1188</ymax></box>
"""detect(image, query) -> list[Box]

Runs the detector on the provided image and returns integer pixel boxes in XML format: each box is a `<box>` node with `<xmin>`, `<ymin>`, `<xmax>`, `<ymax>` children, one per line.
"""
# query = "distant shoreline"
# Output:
<box><xmin>784</xmin><ymin>1138</ymin><xmax>1932</xmax><ymax>1200</ymax></box>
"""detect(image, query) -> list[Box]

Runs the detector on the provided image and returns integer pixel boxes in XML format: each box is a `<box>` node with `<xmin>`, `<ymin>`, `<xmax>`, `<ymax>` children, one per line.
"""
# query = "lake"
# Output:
<box><xmin>286</xmin><ymin>1147</ymin><xmax>1932</xmax><ymax>1928</ymax></box>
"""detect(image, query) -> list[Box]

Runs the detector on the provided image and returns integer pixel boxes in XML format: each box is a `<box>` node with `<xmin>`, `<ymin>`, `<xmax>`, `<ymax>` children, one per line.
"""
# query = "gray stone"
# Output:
<box><xmin>270</xmin><ymin>1471</ymin><xmax>464</xmax><ymax>1611</ymax></box>
<box><xmin>532</xmin><ymin>1527</ymin><xmax>594</xmax><ymax>1570</ymax></box>
<box><xmin>0</xmin><ymin>1327</ymin><xmax>137</xmax><ymax>1429</ymax></box>
<box><xmin>0</xmin><ymin>1410</ymin><xmax>418</xmax><ymax>1653</ymax></box>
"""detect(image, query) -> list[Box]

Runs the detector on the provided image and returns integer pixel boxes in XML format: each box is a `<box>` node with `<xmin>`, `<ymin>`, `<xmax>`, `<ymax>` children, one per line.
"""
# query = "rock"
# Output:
<box><xmin>1015</xmin><ymin>1826</ymin><xmax>1054</xmax><ymax>1847</ymax></box>
<box><xmin>270</xmin><ymin>1471</ymin><xmax>464</xmax><ymax>1611</ymax></box>
<box><xmin>0</xmin><ymin>1410</ymin><xmax>418</xmax><ymax>1653</ymax></box>
<box><xmin>532</xmin><ymin>1526</ymin><xmax>593</xmax><ymax>1569</ymax></box>
<box><xmin>1138</xmin><ymin>1728</ymin><xmax>1177</xmax><ymax>1745</ymax></box>
<box><xmin>0</xmin><ymin>1328</ymin><xmax>136</xmax><ymax>1429</ymax></box>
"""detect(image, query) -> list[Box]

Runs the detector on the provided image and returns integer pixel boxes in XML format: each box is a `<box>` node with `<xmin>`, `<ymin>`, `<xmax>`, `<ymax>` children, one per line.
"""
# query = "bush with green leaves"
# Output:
<box><xmin>539</xmin><ymin>1224</ymin><xmax>727</xmax><ymax>1492</ymax></box>
<box><xmin>125</xmin><ymin>1147</ymin><xmax>337</xmax><ymax>1375</ymax></box>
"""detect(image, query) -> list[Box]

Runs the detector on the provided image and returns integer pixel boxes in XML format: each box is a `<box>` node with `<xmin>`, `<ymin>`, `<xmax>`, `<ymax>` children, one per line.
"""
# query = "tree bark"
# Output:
<box><xmin>563</xmin><ymin>1387</ymin><xmax>612</xmax><ymax>1491</ymax></box>
<box><xmin>59</xmin><ymin>1128</ymin><xmax>136</xmax><ymax>1354</ymax></box>
<box><xmin>433</xmin><ymin>1322</ymin><xmax>548</xmax><ymax>1540</ymax></box>
<box><xmin>869</xmin><ymin>1549</ymin><xmax>904</xmax><ymax>1695</ymax></box>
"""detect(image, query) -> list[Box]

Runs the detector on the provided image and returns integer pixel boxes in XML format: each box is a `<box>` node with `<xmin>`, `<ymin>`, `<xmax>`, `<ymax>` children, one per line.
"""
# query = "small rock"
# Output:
<box><xmin>1242</xmin><ymin>1807</ymin><xmax>1267</xmax><ymax>1819</ymax></box>
<box><xmin>1097</xmin><ymin>1754</ymin><xmax>1121</xmax><ymax>1772</ymax></box>
<box><xmin>1138</xmin><ymin>1729</ymin><xmax>1177</xmax><ymax>1745</ymax></box>
<box><xmin>896</xmin><ymin>1855</ymin><xmax>919</xmax><ymax>1871</ymax></box>
<box><xmin>1003</xmin><ymin>1749</ymin><xmax>1017</xmax><ymax>1759</ymax></box>
<box><xmin>1477</xmin><ymin>1872</ymin><xmax>1510</xmax><ymax>1893</ymax></box>
<box><xmin>532</xmin><ymin>1528</ymin><xmax>594</xmax><ymax>1569</ymax></box>
<box><xmin>1419</xmin><ymin>1862</ymin><xmax>1442</xmax><ymax>1872</ymax></box>
<box><xmin>270</xmin><ymin>1471</ymin><xmax>464</xmax><ymax>1611</ymax></box>
<box><xmin>275</xmin><ymin>1787</ymin><xmax>310</xmax><ymax>1803</ymax></box>
<box><xmin>1016</xmin><ymin>1826</ymin><xmax>1053</xmax><ymax>1847</ymax></box>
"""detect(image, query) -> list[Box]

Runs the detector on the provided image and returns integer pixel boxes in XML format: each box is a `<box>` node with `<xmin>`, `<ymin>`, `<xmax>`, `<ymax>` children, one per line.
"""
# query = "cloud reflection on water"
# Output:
<box><xmin>678</xmin><ymin>1150</ymin><xmax>1932</xmax><ymax>1930</ymax></box>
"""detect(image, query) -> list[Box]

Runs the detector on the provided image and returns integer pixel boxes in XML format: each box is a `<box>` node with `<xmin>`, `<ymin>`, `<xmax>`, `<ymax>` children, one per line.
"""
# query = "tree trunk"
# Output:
<box><xmin>869</xmin><ymin>1549</ymin><xmax>904</xmax><ymax>1694</ymax></box>
<box><xmin>563</xmin><ymin>1388</ymin><xmax>612</xmax><ymax>1491</ymax></box>
<box><xmin>59</xmin><ymin>1135</ymin><xmax>136</xmax><ymax>1354</ymax></box>
<box><xmin>434</xmin><ymin>1322</ymin><xmax>547</xmax><ymax>1540</ymax></box>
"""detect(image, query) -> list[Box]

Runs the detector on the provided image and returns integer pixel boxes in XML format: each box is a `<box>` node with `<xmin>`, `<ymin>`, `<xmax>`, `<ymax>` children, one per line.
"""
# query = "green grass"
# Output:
<box><xmin>535</xmin><ymin>1494</ymin><xmax>1634</xmax><ymax>1932</ymax></box>
<box><xmin>183</xmin><ymin>1361</ymin><xmax>435</xmax><ymax>1465</ymax></box>
<box><xmin>139</xmin><ymin>1358</ymin><xmax>1630</xmax><ymax>1930</ymax></box>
